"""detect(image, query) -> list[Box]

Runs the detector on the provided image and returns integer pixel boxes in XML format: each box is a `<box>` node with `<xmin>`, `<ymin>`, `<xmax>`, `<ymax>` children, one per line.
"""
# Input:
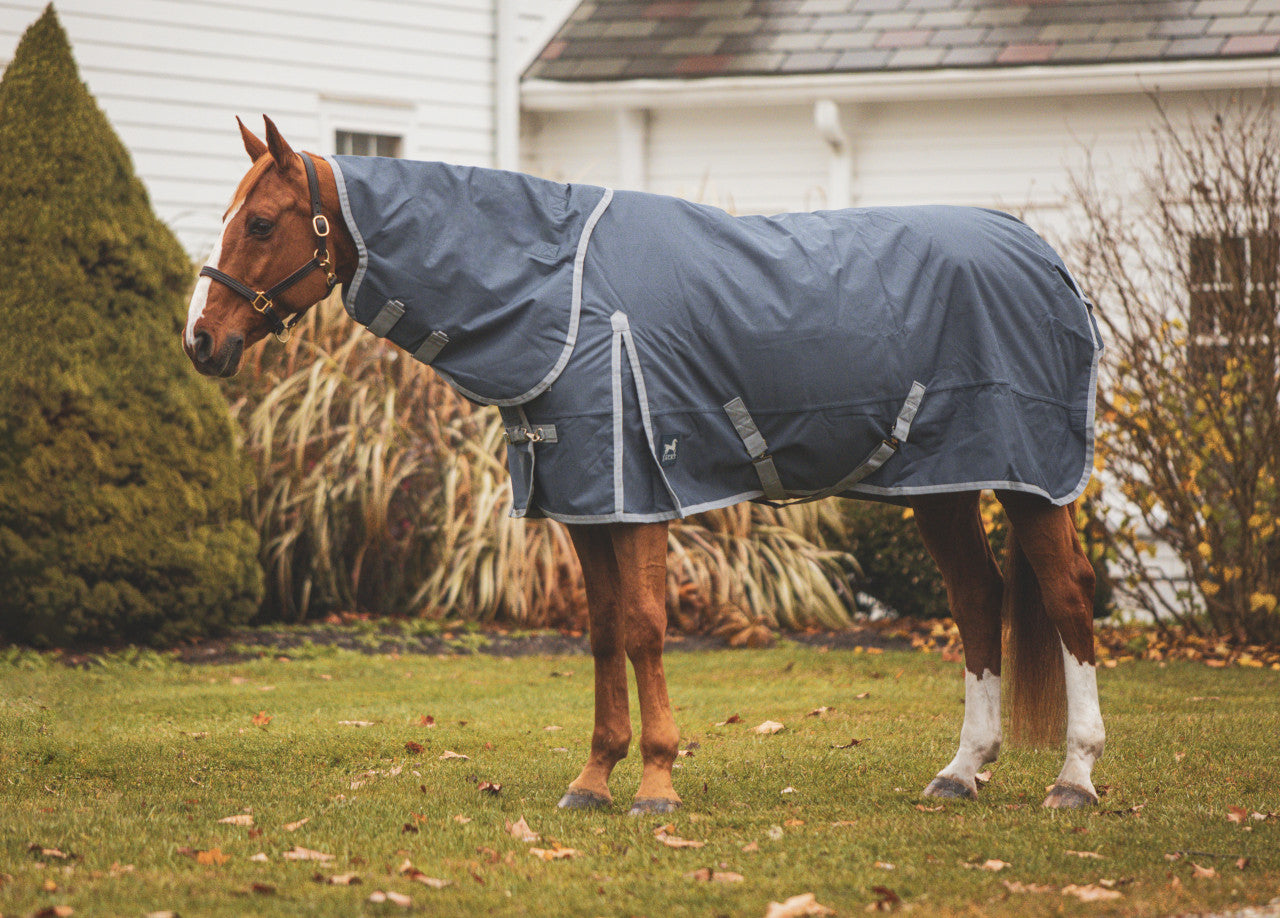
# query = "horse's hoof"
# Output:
<box><xmin>922</xmin><ymin>776</ymin><xmax>977</xmax><ymax>800</ymax></box>
<box><xmin>1042</xmin><ymin>783</ymin><xmax>1098</xmax><ymax>809</ymax></box>
<box><xmin>557</xmin><ymin>789</ymin><xmax>612</xmax><ymax>810</ymax></box>
<box><xmin>628</xmin><ymin>797</ymin><xmax>681</xmax><ymax>815</ymax></box>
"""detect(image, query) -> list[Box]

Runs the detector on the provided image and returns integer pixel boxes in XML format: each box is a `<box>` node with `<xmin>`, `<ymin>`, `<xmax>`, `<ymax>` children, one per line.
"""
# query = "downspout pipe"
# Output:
<box><xmin>495</xmin><ymin>0</ymin><xmax>519</xmax><ymax>170</ymax></box>
<box><xmin>814</xmin><ymin>98</ymin><xmax>851</xmax><ymax>210</ymax></box>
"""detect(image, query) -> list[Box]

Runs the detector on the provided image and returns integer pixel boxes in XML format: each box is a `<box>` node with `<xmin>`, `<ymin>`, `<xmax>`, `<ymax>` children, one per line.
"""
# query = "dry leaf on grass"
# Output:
<box><xmin>964</xmin><ymin>859</ymin><xmax>1010</xmax><ymax>872</ymax></box>
<box><xmin>439</xmin><ymin>750</ymin><xmax>469</xmax><ymax>761</ymax></box>
<box><xmin>405</xmin><ymin>741</ymin><xmax>425</xmax><ymax>754</ymax></box>
<box><xmin>715</xmin><ymin>714</ymin><xmax>743</xmax><ymax>726</ymax></box>
<box><xmin>867</xmin><ymin>886</ymin><xmax>902</xmax><ymax>912</ymax></box>
<box><xmin>367</xmin><ymin>890</ymin><xmax>411</xmax><ymax>906</ymax></box>
<box><xmin>874</xmin><ymin>861</ymin><xmax>895</xmax><ymax>870</ymax></box>
<box><xmin>1062</xmin><ymin>884</ymin><xmax>1122</xmax><ymax>901</ymax></box>
<box><xmin>915</xmin><ymin>804</ymin><xmax>943</xmax><ymax>812</ymax></box>
<box><xmin>1002</xmin><ymin>880</ymin><xmax>1055</xmax><ymax>894</ymax></box>
<box><xmin>144</xmin><ymin>911</ymin><xmax>177</xmax><ymax>918</ymax></box>
<box><xmin>35</xmin><ymin>908</ymin><xmax>75</xmax><ymax>918</ymax></box>
<box><xmin>453</xmin><ymin>815</ymin><xmax>473</xmax><ymax>824</ymax></box>
<box><xmin>322</xmin><ymin>873</ymin><xmax>361</xmax><ymax>885</ymax></box>
<box><xmin>197</xmin><ymin>848</ymin><xmax>229</xmax><ymax>866</ymax></box>
<box><xmin>832</xmin><ymin>738</ymin><xmax>862</xmax><ymax>749</ymax></box>
<box><xmin>975</xmin><ymin>770</ymin><xmax>992</xmax><ymax>786</ymax></box>
<box><xmin>478</xmin><ymin>781</ymin><xmax>502</xmax><ymax>796</ymax></box>
<box><xmin>1065</xmin><ymin>850</ymin><xmax>1104</xmax><ymax>859</ymax></box>
<box><xmin>251</xmin><ymin>711</ymin><xmax>272</xmax><ymax>726</ymax></box>
<box><xmin>338</xmin><ymin>720</ymin><xmax>375</xmax><ymax>727</ymax></box>
<box><xmin>283</xmin><ymin>818</ymin><xmax>309</xmax><ymax>832</ymax></box>
<box><xmin>283</xmin><ymin>846</ymin><xmax>333</xmax><ymax>862</ymax></box>
<box><xmin>855</xmin><ymin>691</ymin><xmax>871</xmax><ymax>700</ymax></box>
<box><xmin>754</xmin><ymin>720</ymin><xmax>785</xmax><ymax>735</ymax></box>
<box><xmin>1236</xmin><ymin>857</ymin><xmax>1251</xmax><ymax>870</ymax></box>
<box><xmin>218</xmin><ymin>814</ymin><xmax>254</xmax><ymax>827</ymax></box>
<box><xmin>530</xmin><ymin>846</ymin><xmax>581</xmax><ymax>860</ymax></box>
<box><xmin>655</xmin><ymin>825</ymin><xmax>705</xmax><ymax>849</ymax></box>
<box><xmin>1227</xmin><ymin>805</ymin><xmax>1249</xmax><ymax>824</ymax></box>
<box><xmin>250</xmin><ymin>853</ymin><xmax>269</xmax><ymax>863</ymax></box>
<box><xmin>506</xmin><ymin>817</ymin><xmax>540</xmax><ymax>843</ymax></box>
<box><xmin>807</xmin><ymin>706</ymin><xmax>835</xmax><ymax>717</ymax></box>
<box><xmin>764</xmin><ymin>892</ymin><xmax>836</xmax><ymax>917</ymax></box>
<box><xmin>1191</xmin><ymin>862</ymin><xmax>1218</xmax><ymax>879</ymax></box>
<box><xmin>399</xmin><ymin>859</ymin><xmax>451</xmax><ymax>888</ymax></box>
<box><xmin>684</xmin><ymin>867</ymin><xmax>744</xmax><ymax>882</ymax></box>
<box><xmin>27</xmin><ymin>844</ymin><xmax>73</xmax><ymax>860</ymax></box>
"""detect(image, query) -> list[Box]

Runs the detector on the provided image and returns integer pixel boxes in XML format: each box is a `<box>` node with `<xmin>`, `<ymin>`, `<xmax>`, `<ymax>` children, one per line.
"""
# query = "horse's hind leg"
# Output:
<box><xmin>997</xmin><ymin>490</ymin><xmax>1104</xmax><ymax>808</ymax></box>
<box><xmin>610</xmin><ymin>522</ymin><xmax>681</xmax><ymax>815</ymax></box>
<box><xmin>559</xmin><ymin>525</ymin><xmax>632</xmax><ymax>809</ymax></box>
<box><xmin>911</xmin><ymin>492</ymin><xmax>1005</xmax><ymax>800</ymax></box>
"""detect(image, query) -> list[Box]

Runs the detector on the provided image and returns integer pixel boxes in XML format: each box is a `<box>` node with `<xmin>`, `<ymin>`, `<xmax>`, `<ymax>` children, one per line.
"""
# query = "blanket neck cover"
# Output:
<box><xmin>329</xmin><ymin>155</ymin><xmax>1103</xmax><ymax>524</ymax></box>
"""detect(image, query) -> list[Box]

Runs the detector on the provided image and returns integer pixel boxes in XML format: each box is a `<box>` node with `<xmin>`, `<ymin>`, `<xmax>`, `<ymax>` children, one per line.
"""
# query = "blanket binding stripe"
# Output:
<box><xmin>619</xmin><ymin>316</ymin><xmax>685</xmax><ymax>514</ymax></box>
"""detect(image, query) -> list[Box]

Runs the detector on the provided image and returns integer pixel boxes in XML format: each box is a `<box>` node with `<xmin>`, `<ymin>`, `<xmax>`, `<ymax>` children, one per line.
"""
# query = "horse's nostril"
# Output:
<box><xmin>193</xmin><ymin>330</ymin><xmax>213</xmax><ymax>363</ymax></box>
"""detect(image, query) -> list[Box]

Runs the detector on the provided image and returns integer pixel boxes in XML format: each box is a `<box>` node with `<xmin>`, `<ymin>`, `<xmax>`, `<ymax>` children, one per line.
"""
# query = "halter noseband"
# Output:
<box><xmin>200</xmin><ymin>153</ymin><xmax>338</xmax><ymax>343</ymax></box>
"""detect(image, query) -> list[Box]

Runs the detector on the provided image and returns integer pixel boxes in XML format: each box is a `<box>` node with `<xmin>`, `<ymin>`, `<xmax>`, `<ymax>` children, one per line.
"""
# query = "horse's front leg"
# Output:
<box><xmin>610</xmin><ymin>521</ymin><xmax>681</xmax><ymax>814</ymax></box>
<box><xmin>912</xmin><ymin>493</ymin><xmax>1005</xmax><ymax>800</ymax></box>
<box><xmin>559</xmin><ymin>524</ymin><xmax>632</xmax><ymax>809</ymax></box>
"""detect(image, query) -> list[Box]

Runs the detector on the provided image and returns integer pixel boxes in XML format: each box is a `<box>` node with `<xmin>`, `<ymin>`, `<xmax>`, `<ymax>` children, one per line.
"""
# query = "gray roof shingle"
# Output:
<box><xmin>525</xmin><ymin>0</ymin><xmax>1280</xmax><ymax>81</ymax></box>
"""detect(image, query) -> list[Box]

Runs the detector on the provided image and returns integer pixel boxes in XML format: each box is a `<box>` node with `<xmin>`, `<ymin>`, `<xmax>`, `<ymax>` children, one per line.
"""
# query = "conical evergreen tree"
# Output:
<box><xmin>0</xmin><ymin>5</ymin><xmax>262</xmax><ymax>646</ymax></box>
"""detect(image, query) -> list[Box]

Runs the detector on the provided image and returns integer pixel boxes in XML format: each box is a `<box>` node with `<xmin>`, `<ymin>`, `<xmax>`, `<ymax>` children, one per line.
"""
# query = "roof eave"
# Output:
<box><xmin>521</xmin><ymin>58</ymin><xmax>1280</xmax><ymax>111</ymax></box>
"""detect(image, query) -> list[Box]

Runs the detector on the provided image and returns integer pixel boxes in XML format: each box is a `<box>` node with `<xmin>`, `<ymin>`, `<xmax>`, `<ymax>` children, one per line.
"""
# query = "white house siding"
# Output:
<box><xmin>0</xmin><ymin>0</ymin><xmax>564</xmax><ymax>258</ymax></box>
<box><xmin>520</xmin><ymin>87</ymin><xmax>1237</xmax><ymax>246</ymax></box>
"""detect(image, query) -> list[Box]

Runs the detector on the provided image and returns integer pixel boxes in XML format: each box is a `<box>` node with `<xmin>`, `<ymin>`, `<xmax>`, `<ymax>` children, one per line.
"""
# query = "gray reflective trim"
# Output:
<box><xmin>892</xmin><ymin>380</ymin><xmax>927</xmax><ymax>441</ymax></box>
<box><xmin>504</xmin><ymin>423</ymin><xmax>558</xmax><ymax>445</ymax></box>
<box><xmin>325</xmin><ymin>155</ymin><xmax>367</xmax><ymax>322</ymax></box>
<box><xmin>412</xmin><ymin>329</ymin><xmax>449</xmax><ymax>364</ymax></box>
<box><xmin>367</xmin><ymin>298</ymin><xmax>405</xmax><ymax>337</ymax></box>
<box><xmin>443</xmin><ymin>187</ymin><xmax>614</xmax><ymax>408</ymax></box>
<box><xmin>620</xmin><ymin>319</ymin><xmax>683</xmax><ymax>513</ymax></box>
<box><xmin>723</xmin><ymin>396</ymin><xmax>786</xmax><ymax>501</ymax></box>
<box><xmin>610</xmin><ymin>314</ymin><xmax>625</xmax><ymax>515</ymax></box>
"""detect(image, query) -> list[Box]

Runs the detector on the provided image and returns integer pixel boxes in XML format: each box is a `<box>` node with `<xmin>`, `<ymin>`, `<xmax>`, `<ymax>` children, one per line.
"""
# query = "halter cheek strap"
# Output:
<box><xmin>199</xmin><ymin>153</ymin><xmax>338</xmax><ymax>342</ymax></box>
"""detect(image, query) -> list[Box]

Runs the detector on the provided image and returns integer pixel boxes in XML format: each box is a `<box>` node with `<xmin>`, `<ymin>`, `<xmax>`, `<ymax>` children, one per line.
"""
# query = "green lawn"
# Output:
<box><xmin>1</xmin><ymin>641</ymin><xmax>1277</xmax><ymax>917</ymax></box>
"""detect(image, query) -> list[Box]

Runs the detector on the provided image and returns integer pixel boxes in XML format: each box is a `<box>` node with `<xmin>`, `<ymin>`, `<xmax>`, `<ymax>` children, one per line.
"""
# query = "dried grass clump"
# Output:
<box><xmin>226</xmin><ymin>295</ymin><xmax>860</xmax><ymax>629</ymax></box>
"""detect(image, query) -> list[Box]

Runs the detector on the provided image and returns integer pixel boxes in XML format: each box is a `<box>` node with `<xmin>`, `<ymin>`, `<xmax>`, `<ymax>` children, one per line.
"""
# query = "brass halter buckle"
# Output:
<box><xmin>251</xmin><ymin>292</ymin><xmax>274</xmax><ymax>314</ymax></box>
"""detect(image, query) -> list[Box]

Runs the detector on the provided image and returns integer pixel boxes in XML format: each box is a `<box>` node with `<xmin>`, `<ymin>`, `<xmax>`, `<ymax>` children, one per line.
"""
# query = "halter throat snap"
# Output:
<box><xmin>199</xmin><ymin>153</ymin><xmax>338</xmax><ymax>343</ymax></box>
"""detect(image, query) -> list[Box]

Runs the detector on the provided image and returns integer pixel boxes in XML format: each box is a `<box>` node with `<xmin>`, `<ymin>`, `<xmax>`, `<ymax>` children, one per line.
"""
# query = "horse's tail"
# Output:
<box><xmin>1003</xmin><ymin>530</ymin><xmax>1066</xmax><ymax>747</ymax></box>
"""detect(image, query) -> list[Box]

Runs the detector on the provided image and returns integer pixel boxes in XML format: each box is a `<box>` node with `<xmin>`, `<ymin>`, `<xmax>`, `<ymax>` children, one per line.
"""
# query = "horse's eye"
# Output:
<box><xmin>247</xmin><ymin>216</ymin><xmax>274</xmax><ymax>237</ymax></box>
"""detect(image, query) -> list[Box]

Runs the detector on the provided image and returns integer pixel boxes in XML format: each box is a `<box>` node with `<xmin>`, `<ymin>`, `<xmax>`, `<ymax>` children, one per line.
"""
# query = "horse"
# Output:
<box><xmin>184</xmin><ymin>116</ymin><xmax>1105</xmax><ymax>814</ymax></box>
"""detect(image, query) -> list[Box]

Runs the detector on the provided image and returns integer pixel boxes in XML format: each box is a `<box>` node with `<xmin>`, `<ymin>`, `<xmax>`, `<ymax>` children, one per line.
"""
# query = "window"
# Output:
<box><xmin>1188</xmin><ymin>232</ymin><xmax>1278</xmax><ymax>376</ymax></box>
<box><xmin>334</xmin><ymin>130</ymin><xmax>403</xmax><ymax>158</ymax></box>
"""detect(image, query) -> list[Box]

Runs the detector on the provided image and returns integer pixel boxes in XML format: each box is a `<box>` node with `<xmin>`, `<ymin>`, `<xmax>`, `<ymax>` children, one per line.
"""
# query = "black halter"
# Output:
<box><xmin>200</xmin><ymin>153</ymin><xmax>338</xmax><ymax>342</ymax></box>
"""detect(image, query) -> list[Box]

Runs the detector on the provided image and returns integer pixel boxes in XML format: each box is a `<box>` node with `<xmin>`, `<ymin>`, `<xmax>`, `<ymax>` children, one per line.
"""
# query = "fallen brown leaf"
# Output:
<box><xmin>530</xmin><ymin>846</ymin><xmax>581</xmax><ymax>860</ymax></box>
<box><xmin>715</xmin><ymin>714</ymin><xmax>743</xmax><ymax>726</ymax></box>
<box><xmin>367</xmin><ymin>890</ymin><xmax>411</xmax><ymax>906</ymax></box>
<box><xmin>506</xmin><ymin>816</ymin><xmax>540</xmax><ymax>843</ymax></box>
<box><xmin>453</xmin><ymin>814</ymin><xmax>473</xmax><ymax>824</ymax></box>
<box><xmin>754</xmin><ymin>720</ymin><xmax>785</xmax><ymax>735</ymax></box>
<box><xmin>655</xmin><ymin>827</ymin><xmax>706</xmax><ymax>849</ymax></box>
<box><xmin>196</xmin><ymin>847</ymin><xmax>229</xmax><ymax>866</ymax></box>
<box><xmin>478</xmin><ymin>781</ymin><xmax>501</xmax><ymax>796</ymax></box>
<box><xmin>420</xmin><ymin>715</ymin><xmax>436</xmax><ymax>727</ymax></box>
<box><xmin>1062</xmin><ymin>884</ymin><xmax>1122</xmax><ymax>901</ymax></box>
<box><xmin>1191</xmin><ymin>862</ymin><xmax>1218</xmax><ymax>879</ymax></box>
<box><xmin>337</xmin><ymin>720</ymin><xmax>375</xmax><ymax>727</ymax></box>
<box><xmin>1227</xmin><ymin>805</ymin><xmax>1249</xmax><ymax>824</ymax></box>
<box><xmin>405</xmin><ymin>741</ymin><xmax>425</xmax><ymax>754</ymax></box>
<box><xmin>965</xmin><ymin>859</ymin><xmax>1010</xmax><ymax>872</ymax></box>
<box><xmin>915</xmin><ymin>804</ymin><xmax>943</xmax><ymax>812</ymax></box>
<box><xmin>832</xmin><ymin>738</ymin><xmax>862</xmax><ymax>749</ymax></box>
<box><xmin>250</xmin><ymin>883</ymin><xmax>276</xmax><ymax>895</ymax></box>
<box><xmin>1236</xmin><ymin>856</ymin><xmax>1251</xmax><ymax>870</ymax></box>
<box><xmin>283</xmin><ymin>818</ymin><xmax>309</xmax><ymax>832</ymax></box>
<box><xmin>975</xmin><ymin>770</ymin><xmax>992</xmax><ymax>786</ymax></box>
<box><xmin>27</xmin><ymin>844</ymin><xmax>72</xmax><ymax>860</ymax></box>
<box><xmin>764</xmin><ymin>892</ymin><xmax>836</xmax><ymax>917</ymax></box>
<box><xmin>439</xmin><ymin>750</ymin><xmax>469</xmax><ymax>761</ymax></box>
<box><xmin>807</xmin><ymin>706</ymin><xmax>835</xmax><ymax>717</ymax></box>
<box><xmin>324</xmin><ymin>873</ymin><xmax>361</xmax><ymax>885</ymax></box>
<box><xmin>1065</xmin><ymin>850</ymin><xmax>1104</xmax><ymax>859</ymax></box>
<box><xmin>855</xmin><ymin>691</ymin><xmax>871</xmax><ymax>699</ymax></box>
<box><xmin>1001</xmin><ymin>880</ymin><xmax>1054</xmax><ymax>894</ymax></box>
<box><xmin>251</xmin><ymin>711</ymin><xmax>272</xmax><ymax>726</ymax></box>
<box><xmin>283</xmin><ymin>846</ymin><xmax>333</xmax><ymax>862</ymax></box>
<box><xmin>684</xmin><ymin>867</ymin><xmax>745</xmax><ymax>883</ymax></box>
<box><xmin>867</xmin><ymin>885</ymin><xmax>901</xmax><ymax>912</ymax></box>
<box><xmin>742</xmin><ymin>841</ymin><xmax>760</xmax><ymax>852</ymax></box>
<box><xmin>874</xmin><ymin>861</ymin><xmax>895</xmax><ymax>870</ymax></box>
<box><xmin>218</xmin><ymin>814</ymin><xmax>254</xmax><ymax>827</ymax></box>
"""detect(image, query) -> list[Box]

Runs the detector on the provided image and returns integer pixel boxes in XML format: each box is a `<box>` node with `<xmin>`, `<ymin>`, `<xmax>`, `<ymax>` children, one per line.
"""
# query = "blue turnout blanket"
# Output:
<box><xmin>328</xmin><ymin>155</ymin><xmax>1103</xmax><ymax>523</ymax></box>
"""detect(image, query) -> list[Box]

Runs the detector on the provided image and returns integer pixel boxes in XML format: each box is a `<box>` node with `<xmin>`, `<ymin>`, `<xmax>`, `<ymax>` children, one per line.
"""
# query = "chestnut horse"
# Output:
<box><xmin>185</xmin><ymin>117</ymin><xmax>1104</xmax><ymax>813</ymax></box>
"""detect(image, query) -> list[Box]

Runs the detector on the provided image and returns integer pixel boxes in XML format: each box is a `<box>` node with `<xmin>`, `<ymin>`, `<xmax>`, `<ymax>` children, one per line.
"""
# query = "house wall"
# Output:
<box><xmin>0</xmin><ymin>0</ymin><xmax>565</xmax><ymax>258</ymax></box>
<box><xmin>520</xmin><ymin>88</ymin><xmax>1231</xmax><ymax>245</ymax></box>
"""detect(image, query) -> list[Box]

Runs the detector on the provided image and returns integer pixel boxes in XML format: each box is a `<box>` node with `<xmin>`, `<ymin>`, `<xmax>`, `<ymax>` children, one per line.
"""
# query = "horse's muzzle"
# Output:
<box><xmin>189</xmin><ymin>330</ymin><xmax>244</xmax><ymax>378</ymax></box>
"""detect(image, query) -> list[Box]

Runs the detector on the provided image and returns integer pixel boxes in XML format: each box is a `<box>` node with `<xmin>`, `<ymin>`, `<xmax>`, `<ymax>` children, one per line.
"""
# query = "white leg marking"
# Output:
<box><xmin>936</xmin><ymin>668</ymin><xmax>1001</xmax><ymax>794</ymax></box>
<box><xmin>185</xmin><ymin>201</ymin><xmax>242</xmax><ymax>348</ymax></box>
<box><xmin>1054</xmin><ymin>639</ymin><xmax>1105</xmax><ymax>797</ymax></box>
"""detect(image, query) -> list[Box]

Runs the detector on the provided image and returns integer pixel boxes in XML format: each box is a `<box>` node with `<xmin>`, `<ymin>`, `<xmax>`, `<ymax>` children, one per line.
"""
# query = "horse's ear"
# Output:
<box><xmin>237</xmin><ymin>116</ymin><xmax>268</xmax><ymax>162</ymax></box>
<box><xmin>262</xmin><ymin>114</ymin><xmax>296</xmax><ymax>174</ymax></box>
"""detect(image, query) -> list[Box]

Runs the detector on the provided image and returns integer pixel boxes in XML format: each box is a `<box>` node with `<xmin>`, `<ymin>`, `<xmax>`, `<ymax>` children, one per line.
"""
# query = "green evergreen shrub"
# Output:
<box><xmin>0</xmin><ymin>6</ymin><xmax>262</xmax><ymax>646</ymax></box>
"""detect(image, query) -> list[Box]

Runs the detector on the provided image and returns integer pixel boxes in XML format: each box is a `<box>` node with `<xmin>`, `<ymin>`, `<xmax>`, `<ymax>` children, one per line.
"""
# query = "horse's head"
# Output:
<box><xmin>184</xmin><ymin>116</ymin><xmax>353</xmax><ymax>376</ymax></box>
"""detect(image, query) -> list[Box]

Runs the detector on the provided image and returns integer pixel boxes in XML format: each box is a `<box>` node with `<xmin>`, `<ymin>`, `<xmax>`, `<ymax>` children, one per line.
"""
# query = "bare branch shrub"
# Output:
<box><xmin>1069</xmin><ymin>94</ymin><xmax>1280</xmax><ymax>644</ymax></box>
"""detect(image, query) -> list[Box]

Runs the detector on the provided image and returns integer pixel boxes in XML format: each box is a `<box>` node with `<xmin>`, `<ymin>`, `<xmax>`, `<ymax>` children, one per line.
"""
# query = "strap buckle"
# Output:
<box><xmin>312</xmin><ymin>214</ymin><xmax>330</xmax><ymax>237</ymax></box>
<box><xmin>251</xmin><ymin>292</ymin><xmax>273</xmax><ymax>313</ymax></box>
